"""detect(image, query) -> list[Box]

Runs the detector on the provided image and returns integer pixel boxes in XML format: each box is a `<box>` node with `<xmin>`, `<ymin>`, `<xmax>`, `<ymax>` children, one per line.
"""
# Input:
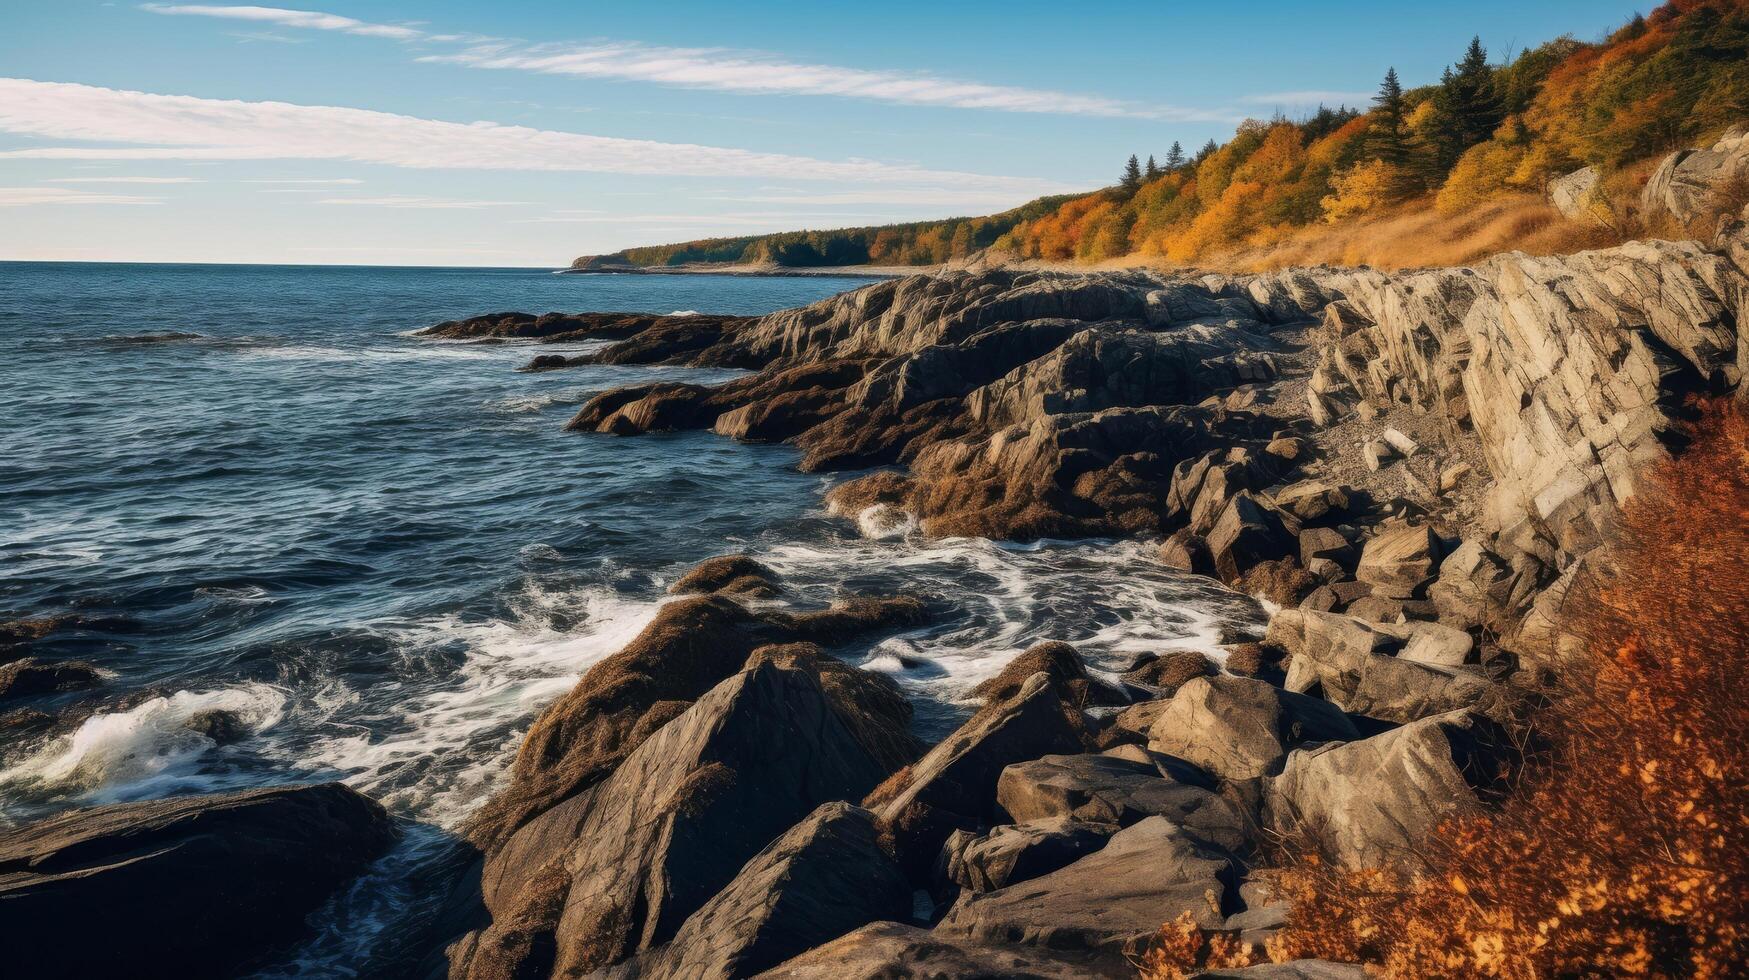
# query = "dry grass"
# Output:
<box><xmin>1214</xmin><ymin>194</ymin><xmax>1620</xmax><ymax>272</ymax></box>
<box><xmin>1258</xmin><ymin>398</ymin><xmax>1749</xmax><ymax>978</ymax></box>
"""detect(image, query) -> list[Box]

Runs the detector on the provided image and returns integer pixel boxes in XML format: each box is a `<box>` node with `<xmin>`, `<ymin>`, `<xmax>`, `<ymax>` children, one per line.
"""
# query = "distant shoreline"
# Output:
<box><xmin>557</xmin><ymin>261</ymin><xmax>931</xmax><ymax>279</ymax></box>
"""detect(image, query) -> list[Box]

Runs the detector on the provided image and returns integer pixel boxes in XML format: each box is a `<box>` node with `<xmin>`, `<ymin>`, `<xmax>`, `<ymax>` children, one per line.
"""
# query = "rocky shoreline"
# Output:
<box><xmin>5</xmin><ymin>136</ymin><xmax>1746</xmax><ymax>978</ymax></box>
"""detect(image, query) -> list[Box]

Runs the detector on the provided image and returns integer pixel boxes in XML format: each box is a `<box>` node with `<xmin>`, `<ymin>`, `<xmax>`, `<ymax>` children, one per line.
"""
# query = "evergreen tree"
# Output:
<box><xmin>1120</xmin><ymin>154</ymin><xmax>1144</xmax><ymax>193</ymax></box>
<box><xmin>1196</xmin><ymin>139</ymin><xmax>1219</xmax><ymax>164</ymax></box>
<box><xmin>1145</xmin><ymin>155</ymin><xmax>1162</xmax><ymax>181</ymax></box>
<box><xmin>1366</xmin><ymin>67</ymin><xmax>1412</xmax><ymax>168</ymax></box>
<box><xmin>1164</xmin><ymin>140</ymin><xmax>1185</xmax><ymax>171</ymax></box>
<box><xmin>1432</xmin><ymin>37</ymin><xmax>1504</xmax><ymax>170</ymax></box>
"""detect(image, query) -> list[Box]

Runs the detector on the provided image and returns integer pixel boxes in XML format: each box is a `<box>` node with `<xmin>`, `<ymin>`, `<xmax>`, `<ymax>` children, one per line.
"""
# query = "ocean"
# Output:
<box><xmin>0</xmin><ymin>261</ymin><xmax>1255</xmax><ymax>971</ymax></box>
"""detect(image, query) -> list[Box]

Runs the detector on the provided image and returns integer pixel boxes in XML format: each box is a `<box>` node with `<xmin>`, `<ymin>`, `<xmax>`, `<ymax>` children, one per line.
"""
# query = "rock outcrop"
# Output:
<box><xmin>0</xmin><ymin>783</ymin><xmax>396</xmax><ymax>980</ymax></box>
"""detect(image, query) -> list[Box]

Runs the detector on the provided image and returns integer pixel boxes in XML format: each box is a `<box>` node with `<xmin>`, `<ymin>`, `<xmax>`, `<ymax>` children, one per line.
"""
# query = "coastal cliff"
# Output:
<box><xmin>419</xmin><ymin>143</ymin><xmax>1749</xmax><ymax>976</ymax></box>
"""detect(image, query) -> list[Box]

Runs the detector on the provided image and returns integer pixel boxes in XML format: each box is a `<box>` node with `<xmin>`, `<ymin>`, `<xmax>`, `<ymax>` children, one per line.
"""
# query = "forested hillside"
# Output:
<box><xmin>570</xmin><ymin>194</ymin><xmax>1077</xmax><ymax>269</ymax></box>
<box><xmin>998</xmin><ymin>0</ymin><xmax>1747</xmax><ymax>266</ymax></box>
<box><xmin>574</xmin><ymin>0</ymin><xmax>1748</xmax><ymax>271</ymax></box>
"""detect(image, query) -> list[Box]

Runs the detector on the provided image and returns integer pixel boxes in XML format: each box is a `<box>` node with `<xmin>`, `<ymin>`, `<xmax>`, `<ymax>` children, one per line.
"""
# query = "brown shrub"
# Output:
<box><xmin>1124</xmin><ymin>649</ymin><xmax>1216</xmax><ymax>695</ymax></box>
<box><xmin>1264</xmin><ymin>399</ymin><xmax>1749</xmax><ymax>977</ymax></box>
<box><xmin>1135</xmin><ymin>911</ymin><xmax>1260</xmax><ymax>979</ymax></box>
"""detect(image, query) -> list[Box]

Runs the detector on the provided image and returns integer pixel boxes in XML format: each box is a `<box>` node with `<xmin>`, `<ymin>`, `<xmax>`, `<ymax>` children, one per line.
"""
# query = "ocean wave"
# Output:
<box><xmin>0</xmin><ymin>684</ymin><xmax>289</xmax><ymax>811</ymax></box>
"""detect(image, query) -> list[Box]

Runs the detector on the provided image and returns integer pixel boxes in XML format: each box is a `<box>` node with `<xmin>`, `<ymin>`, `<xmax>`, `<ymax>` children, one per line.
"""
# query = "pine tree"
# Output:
<box><xmin>1164</xmin><ymin>140</ymin><xmax>1185</xmax><ymax>171</ymax></box>
<box><xmin>1367</xmin><ymin>68</ymin><xmax>1410</xmax><ymax>164</ymax></box>
<box><xmin>1432</xmin><ymin>36</ymin><xmax>1504</xmax><ymax>170</ymax></box>
<box><xmin>1145</xmin><ymin>155</ymin><xmax>1162</xmax><ymax>181</ymax></box>
<box><xmin>1196</xmin><ymin>139</ymin><xmax>1219</xmax><ymax>164</ymax></box>
<box><xmin>1120</xmin><ymin>154</ymin><xmax>1143</xmax><ymax>193</ymax></box>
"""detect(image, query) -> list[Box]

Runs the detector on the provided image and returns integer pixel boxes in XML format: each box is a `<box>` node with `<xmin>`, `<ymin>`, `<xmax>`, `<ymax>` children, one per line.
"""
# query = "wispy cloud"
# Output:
<box><xmin>704</xmin><ymin>188</ymin><xmax>1037</xmax><ymax>208</ymax></box>
<box><xmin>0</xmin><ymin>186</ymin><xmax>163</xmax><ymax>206</ymax></box>
<box><xmin>1240</xmin><ymin>90</ymin><xmax>1375</xmax><ymax>107</ymax></box>
<box><xmin>515</xmin><ymin>211</ymin><xmax>895</xmax><ymax>225</ymax></box>
<box><xmin>316</xmin><ymin>196</ymin><xmax>526</xmax><ymax>208</ymax></box>
<box><xmin>139</xmin><ymin>4</ymin><xmax>1218</xmax><ymax>120</ymax></box>
<box><xmin>241</xmin><ymin>177</ymin><xmax>364</xmax><ymax>184</ymax></box>
<box><xmin>424</xmin><ymin>40</ymin><xmax>1223</xmax><ymax>120</ymax></box>
<box><xmin>140</xmin><ymin>3</ymin><xmax>422</xmax><ymax>41</ymax></box>
<box><xmin>0</xmin><ymin>79</ymin><xmax>1069</xmax><ymax>196</ymax></box>
<box><xmin>47</xmin><ymin>176</ymin><xmax>204</xmax><ymax>183</ymax></box>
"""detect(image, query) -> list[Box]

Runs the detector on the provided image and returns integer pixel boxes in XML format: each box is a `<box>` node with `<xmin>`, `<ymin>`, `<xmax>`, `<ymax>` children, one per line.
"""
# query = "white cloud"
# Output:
<box><xmin>705</xmin><ymin>188</ymin><xmax>1038</xmax><ymax>208</ymax></box>
<box><xmin>139</xmin><ymin>4</ymin><xmax>1217</xmax><ymax>120</ymax></box>
<box><xmin>241</xmin><ymin>177</ymin><xmax>364</xmax><ymax>183</ymax></box>
<box><xmin>0</xmin><ymin>186</ymin><xmax>163</xmax><ymax>206</ymax></box>
<box><xmin>316</xmin><ymin>196</ymin><xmax>526</xmax><ymax>208</ymax></box>
<box><xmin>48</xmin><ymin>176</ymin><xmax>203</xmax><ymax>183</ymax></box>
<box><xmin>0</xmin><ymin>79</ymin><xmax>1068</xmax><ymax>195</ymax></box>
<box><xmin>424</xmin><ymin>40</ymin><xmax>1223</xmax><ymax>120</ymax></box>
<box><xmin>1240</xmin><ymin>90</ymin><xmax>1374</xmax><ymax>107</ymax></box>
<box><xmin>141</xmin><ymin>4</ymin><xmax>422</xmax><ymax>41</ymax></box>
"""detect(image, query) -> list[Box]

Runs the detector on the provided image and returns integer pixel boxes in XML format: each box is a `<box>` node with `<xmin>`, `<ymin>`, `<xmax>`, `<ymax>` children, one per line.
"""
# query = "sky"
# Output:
<box><xmin>0</xmin><ymin>1</ymin><xmax>1649</xmax><ymax>267</ymax></box>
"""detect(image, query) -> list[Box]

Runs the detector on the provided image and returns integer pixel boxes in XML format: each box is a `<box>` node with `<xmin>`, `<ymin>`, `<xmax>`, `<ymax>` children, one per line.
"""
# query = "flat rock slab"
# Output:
<box><xmin>995</xmin><ymin>753</ymin><xmax>1244</xmax><ymax>852</ymax></box>
<box><xmin>944</xmin><ymin>816</ymin><xmax>1117</xmax><ymax>893</ymax></box>
<box><xmin>753</xmin><ymin>921</ymin><xmax>1109</xmax><ymax>979</ymax></box>
<box><xmin>935</xmin><ymin>816</ymin><xmax>1238</xmax><ymax>965</ymax></box>
<box><xmin>0</xmin><ymin>782</ymin><xmax>396</xmax><ymax>980</ymax></box>
<box><xmin>1267</xmin><ymin>709</ymin><xmax>1500</xmax><ymax>869</ymax></box>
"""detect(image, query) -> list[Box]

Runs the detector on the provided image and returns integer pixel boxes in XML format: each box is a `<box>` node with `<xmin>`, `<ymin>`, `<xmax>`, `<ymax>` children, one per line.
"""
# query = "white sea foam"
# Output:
<box><xmin>0</xmin><ymin>684</ymin><xmax>289</xmax><ymax>809</ymax></box>
<box><xmin>286</xmin><ymin>582</ymin><xmax>668</xmax><ymax>827</ymax></box>
<box><xmin>666</xmin><ymin>309</ymin><xmax>702</xmax><ymax>316</ymax></box>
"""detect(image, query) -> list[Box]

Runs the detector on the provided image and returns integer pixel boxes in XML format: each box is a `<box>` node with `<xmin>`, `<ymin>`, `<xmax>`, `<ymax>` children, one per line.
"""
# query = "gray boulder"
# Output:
<box><xmin>0</xmin><ymin>783</ymin><xmax>396</xmax><ymax>980</ymax></box>
<box><xmin>459</xmin><ymin>662</ymin><xmax>892</xmax><ymax>979</ymax></box>
<box><xmin>1354</xmin><ymin>521</ymin><xmax>1440</xmax><ymax>598</ymax></box>
<box><xmin>752</xmin><ymin>921</ymin><xmax>1103</xmax><ymax>979</ymax></box>
<box><xmin>1145</xmin><ymin>675</ymin><xmax>1360</xmax><ymax>782</ymax></box>
<box><xmin>1270</xmin><ymin>610</ymin><xmax>1505</xmax><ymax>724</ymax></box>
<box><xmin>1194</xmin><ymin>962</ymin><xmax>1369</xmax><ymax>979</ymax></box>
<box><xmin>943</xmin><ymin>816</ymin><xmax>1117</xmax><ymax>893</ymax></box>
<box><xmin>611</xmin><ymin>803</ymin><xmax>911</xmax><ymax>979</ymax></box>
<box><xmin>1266</xmin><ymin>709</ymin><xmax>1500</xmax><ymax>868</ymax></box>
<box><xmin>995</xmin><ymin>753</ymin><xmax>1244</xmax><ymax>852</ymax></box>
<box><xmin>1642</xmin><ymin>127</ymin><xmax>1749</xmax><ymax>227</ymax></box>
<box><xmin>875</xmin><ymin>672</ymin><xmax>1083</xmax><ymax>876</ymax></box>
<box><xmin>1549</xmin><ymin>165</ymin><xmax>1607</xmax><ymax>224</ymax></box>
<box><xmin>936</xmin><ymin>816</ymin><xmax>1239</xmax><ymax>964</ymax></box>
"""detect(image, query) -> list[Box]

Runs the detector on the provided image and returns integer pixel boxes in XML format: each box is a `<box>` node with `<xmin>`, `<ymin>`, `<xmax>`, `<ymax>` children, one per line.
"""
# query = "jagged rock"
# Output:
<box><xmin>752</xmin><ymin>921</ymin><xmax>1099</xmax><ymax>979</ymax></box>
<box><xmin>418</xmin><ymin>310</ymin><xmax>743</xmax><ymax>344</ymax></box>
<box><xmin>1427</xmin><ymin>539</ymin><xmax>1520</xmax><ymax>632</ymax></box>
<box><xmin>0</xmin><ymin>658</ymin><xmax>103</xmax><ymax>702</ymax></box>
<box><xmin>0</xmin><ymin>784</ymin><xmax>396</xmax><ymax>980</ymax></box>
<box><xmin>1380</xmin><ymin>428</ymin><xmax>1419</xmax><ymax>457</ymax></box>
<box><xmin>971</xmin><ymin>641</ymin><xmax>1126</xmax><ymax>709</ymax></box>
<box><xmin>1642</xmin><ymin>127</ymin><xmax>1749</xmax><ymax>228</ymax></box>
<box><xmin>1298</xmin><ymin>526</ymin><xmax>1355</xmax><ymax>569</ymax></box>
<box><xmin>995</xmin><ymin>753</ymin><xmax>1242</xmax><ymax>851</ymax></box>
<box><xmin>871</xmin><ymin>673</ymin><xmax>1084</xmax><ymax>878</ymax></box>
<box><xmin>184</xmin><ymin>708</ymin><xmax>248</xmax><ymax>744</ymax></box>
<box><xmin>943</xmin><ymin>816</ymin><xmax>1117</xmax><ymax>894</ymax></box>
<box><xmin>1354</xmin><ymin>521</ymin><xmax>1441</xmax><ymax>598</ymax></box>
<box><xmin>669</xmin><ymin>554</ymin><xmax>782</xmax><ymax>597</ymax></box>
<box><xmin>1208</xmin><ymin>491</ymin><xmax>1300</xmax><ymax>582</ymax></box>
<box><xmin>1266</xmin><ymin>709</ymin><xmax>1502</xmax><ymax>869</ymax></box>
<box><xmin>1549</xmin><ymin>165</ymin><xmax>1608</xmax><ymax>224</ymax></box>
<box><xmin>609</xmin><ymin>803</ymin><xmax>911</xmax><ymax>979</ymax></box>
<box><xmin>1271</xmin><ymin>481</ymin><xmax>1351</xmax><ymax>522</ymax></box>
<box><xmin>1362</xmin><ymin>439</ymin><xmax>1395</xmax><ymax>471</ymax></box>
<box><xmin>1159</xmin><ymin>528</ymin><xmax>1216</xmax><ymax>576</ymax></box>
<box><xmin>458</xmin><ymin>663</ymin><xmax>895</xmax><ymax>979</ymax></box>
<box><xmin>1398</xmin><ymin>621</ymin><xmax>1475</xmax><ymax>668</ymax></box>
<box><xmin>1269</xmin><ymin>609</ymin><xmax>1506</xmax><ymax>724</ymax></box>
<box><xmin>1145</xmin><ymin>675</ymin><xmax>1359</xmax><ymax>782</ymax></box>
<box><xmin>935</xmin><ymin>816</ymin><xmax>1239</xmax><ymax>963</ymax></box>
<box><xmin>468</xmin><ymin>592</ymin><xmax>925</xmax><ymax>849</ymax></box>
<box><xmin>1438</xmin><ymin>462</ymin><xmax>1472</xmax><ymax>493</ymax></box>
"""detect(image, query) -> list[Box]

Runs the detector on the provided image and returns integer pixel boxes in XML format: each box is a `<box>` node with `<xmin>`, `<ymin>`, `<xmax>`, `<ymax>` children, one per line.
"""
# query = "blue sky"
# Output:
<box><xmin>1</xmin><ymin>1</ymin><xmax>1647</xmax><ymax>266</ymax></box>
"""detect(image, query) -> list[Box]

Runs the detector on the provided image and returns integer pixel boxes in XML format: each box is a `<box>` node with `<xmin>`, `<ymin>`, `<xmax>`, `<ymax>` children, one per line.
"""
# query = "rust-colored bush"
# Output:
<box><xmin>1264</xmin><ymin>399</ymin><xmax>1749</xmax><ymax>977</ymax></box>
<box><xmin>1135</xmin><ymin>911</ymin><xmax>1260</xmax><ymax>979</ymax></box>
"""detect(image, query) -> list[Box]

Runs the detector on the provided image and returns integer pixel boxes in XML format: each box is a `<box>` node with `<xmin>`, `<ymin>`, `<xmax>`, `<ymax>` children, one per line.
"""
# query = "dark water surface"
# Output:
<box><xmin>0</xmin><ymin>261</ymin><xmax>1256</xmax><ymax>972</ymax></box>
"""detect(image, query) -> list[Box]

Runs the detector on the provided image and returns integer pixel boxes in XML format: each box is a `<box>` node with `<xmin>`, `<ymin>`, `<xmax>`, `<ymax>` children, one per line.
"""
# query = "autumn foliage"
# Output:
<box><xmin>998</xmin><ymin>0</ymin><xmax>1749</xmax><ymax>268</ymax></box>
<box><xmin>1252</xmin><ymin>399</ymin><xmax>1749</xmax><ymax>978</ymax></box>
